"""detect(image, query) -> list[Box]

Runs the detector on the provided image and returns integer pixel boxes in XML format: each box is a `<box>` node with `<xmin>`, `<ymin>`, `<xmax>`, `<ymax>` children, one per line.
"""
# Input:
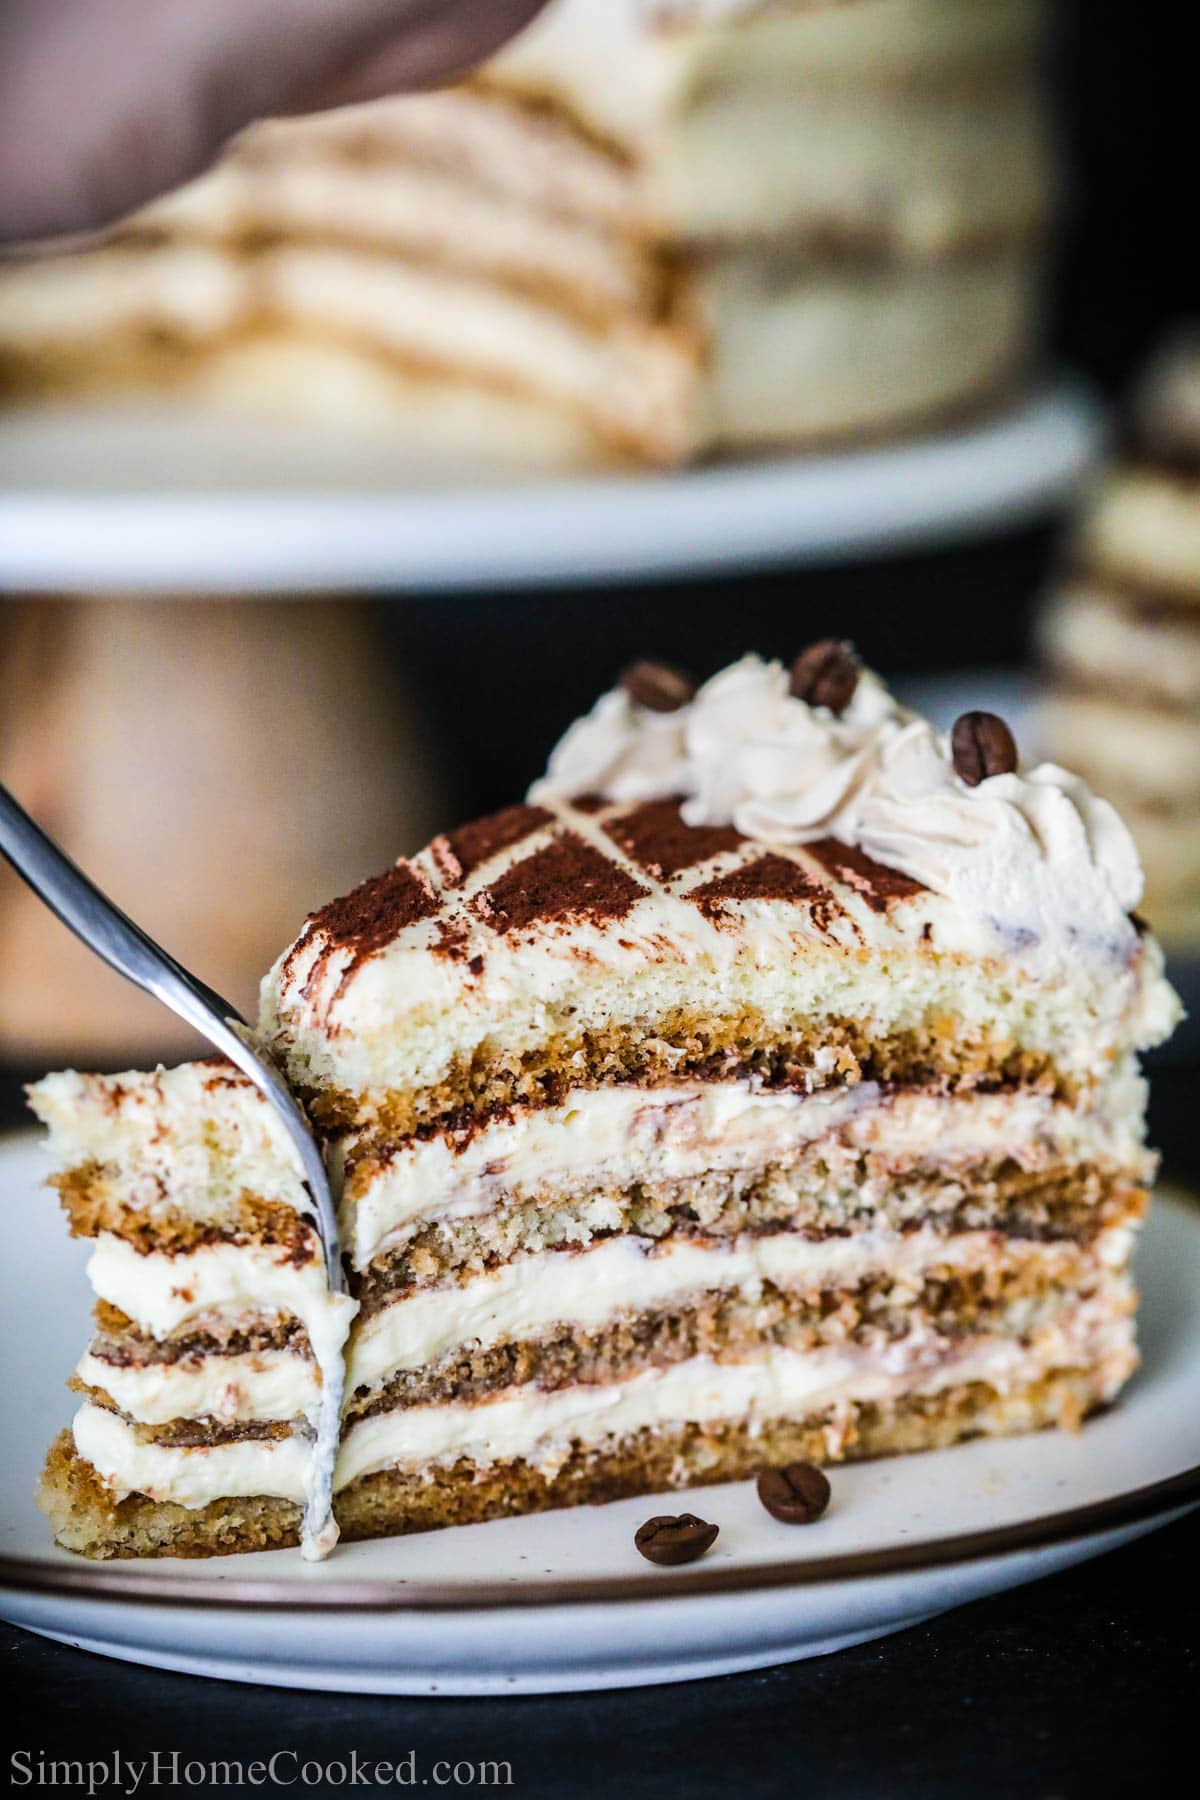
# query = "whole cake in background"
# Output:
<box><xmin>0</xmin><ymin>0</ymin><xmax>1056</xmax><ymax>468</ymax></box>
<box><xmin>1038</xmin><ymin>329</ymin><xmax>1200</xmax><ymax>948</ymax></box>
<box><xmin>32</xmin><ymin>649</ymin><xmax>1178</xmax><ymax>1560</ymax></box>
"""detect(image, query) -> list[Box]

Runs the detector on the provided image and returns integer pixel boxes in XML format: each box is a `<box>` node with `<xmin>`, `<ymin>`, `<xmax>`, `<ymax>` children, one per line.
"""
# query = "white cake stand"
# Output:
<box><xmin>0</xmin><ymin>379</ymin><xmax>1101</xmax><ymax>594</ymax></box>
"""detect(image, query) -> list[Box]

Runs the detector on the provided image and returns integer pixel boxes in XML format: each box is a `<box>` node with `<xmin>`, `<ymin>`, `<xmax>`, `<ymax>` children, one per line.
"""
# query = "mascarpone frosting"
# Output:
<box><xmin>532</xmin><ymin>653</ymin><xmax>1146</xmax><ymax>965</ymax></box>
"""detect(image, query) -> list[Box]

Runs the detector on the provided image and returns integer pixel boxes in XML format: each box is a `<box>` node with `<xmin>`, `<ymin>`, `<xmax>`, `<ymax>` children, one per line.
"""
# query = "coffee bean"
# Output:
<box><xmin>756</xmin><ymin>1462</ymin><xmax>831</xmax><ymax>1524</ymax></box>
<box><xmin>950</xmin><ymin>710</ymin><xmax>1019</xmax><ymax>786</ymax></box>
<box><xmin>789</xmin><ymin>640</ymin><xmax>859</xmax><ymax>713</ymax></box>
<box><xmin>634</xmin><ymin>1512</ymin><xmax>719</xmax><ymax>1565</ymax></box>
<box><xmin>621</xmin><ymin>660</ymin><xmax>697</xmax><ymax>713</ymax></box>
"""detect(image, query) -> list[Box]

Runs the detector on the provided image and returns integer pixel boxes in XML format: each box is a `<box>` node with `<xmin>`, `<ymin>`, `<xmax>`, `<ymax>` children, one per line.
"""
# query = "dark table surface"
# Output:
<box><xmin>4</xmin><ymin>1511</ymin><xmax>1197</xmax><ymax>1797</ymax></box>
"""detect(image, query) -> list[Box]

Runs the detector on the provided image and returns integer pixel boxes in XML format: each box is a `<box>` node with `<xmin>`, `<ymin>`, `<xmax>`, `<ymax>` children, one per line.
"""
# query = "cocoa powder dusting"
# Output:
<box><xmin>690</xmin><ymin>853</ymin><xmax>841</xmax><ymax>924</ymax></box>
<box><xmin>806</xmin><ymin>839</ymin><xmax>926</xmax><ymax>911</ymax></box>
<box><xmin>477</xmin><ymin>833</ymin><xmax>647</xmax><ymax>936</ymax></box>
<box><xmin>301</xmin><ymin>859</ymin><xmax>439</xmax><ymax>976</ymax></box>
<box><xmin>438</xmin><ymin>804</ymin><xmax>553</xmax><ymax>886</ymax></box>
<box><xmin>608</xmin><ymin>797</ymin><xmax>744</xmax><ymax>879</ymax></box>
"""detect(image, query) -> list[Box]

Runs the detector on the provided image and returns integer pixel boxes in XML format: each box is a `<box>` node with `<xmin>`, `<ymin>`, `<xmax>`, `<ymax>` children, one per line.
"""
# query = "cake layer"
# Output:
<box><xmin>181</xmin><ymin>59</ymin><xmax>1050</xmax><ymax>258</ymax></box>
<box><xmin>0</xmin><ymin>242</ymin><xmax>699</xmax><ymax>465</ymax></box>
<box><xmin>231</xmin><ymin>72</ymin><xmax>1049</xmax><ymax>254</ymax></box>
<box><xmin>336</xmin><ymin>1076</ymin><xmax>1150</xmax><ymax>1269</ymax></box>
<box><xmin>82</xmin><ymin>1233</ymin><xmax>346</xmax><ymax>1348</ymax></box>
<box><xmin>30</xmin><ymin>1059</ymin><xmax>358</xmax><ymax>1561</ymax></box>
<box><xmin>241</xmin><ymin>90</ymin><xmax>639</xmax><ymax>235</ymax></box>
<box><xmin>0</xmin><ymin>235</ymin><xmax>1035</xmax><ymax>467</ymax></box>
<box><xmin>340</xmin><ymin>1301</ymin><xmax>1133</xmax><ymax>1493</ymax></box>
<box><xmin>37</xmin><ymin>1369</ymin><xmax>1104</xmax><ymax>1560</ymax></box>
<box><xmin>1038</xmin><ymin>693</ymin><xmax>1200</xmax><ymax>812</ymax></box>
<box><xmin>1075</xmin><ymin>471</ymin><xmax>1200</xmax><ymax>607</ymax></box>
<box><xmin>134</xmin><ymin>121</ymin><xmax>658</xmax><ymax>326</ymax></box>
<box><xmin>71</xmin><ymin>1404</ymin><xmax>312</xmax><ymax>1511</ymax></box>
<box><xmin>701</xmin><ymin>244</ymin><xmax>1038</xmax><ymax>448</ymax></box>
<box><xmin>600</xmin><ymin>77</ymin><xmax>1049</xmax><ymax>252</ymax></box>
<box><xmin>72</xmin><ymin>1218</ymin><xmax>1128</xmax><ymax>1432</ymax></box>
<box><xmin>66</xmin><ymin>1286</ymin><xmax>1134</xmax><ymax>1516</ymax></box>
<box><xmin>27</xmin><ymin>1062</ymin><xmax>311</xmax><ymax>1242</ymax></box>
<box><xmin>344</xmin><ymin>1229</ymin><xmax>1131</xmax><ymax>1406</ymax></box>
<box><xmin>360</xmin><ymin>1167</ymin><xmax>1145</xmax><ymax>1306</ymax></box>
<box><xmin>493</xmin><ymin>0</ymin><xmax>1049</xmax><ymax>182</ymax></box>
<box><xmin>262</xmin><ymin>781</ymin><xmax>1173</xmax><ymax>1139</ymax></box>
<box><xmin>73</xmin><ymin>1346</ymin><xmax>321</xmax><ymax>1429</ymax></box>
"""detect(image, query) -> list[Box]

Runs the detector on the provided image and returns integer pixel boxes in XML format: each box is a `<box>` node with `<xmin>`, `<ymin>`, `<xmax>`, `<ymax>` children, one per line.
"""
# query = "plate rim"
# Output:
<box><xmin>1</xmin><ymin>1465</ymin><xmax>1197</xmax><ymax>1613</ymax></box>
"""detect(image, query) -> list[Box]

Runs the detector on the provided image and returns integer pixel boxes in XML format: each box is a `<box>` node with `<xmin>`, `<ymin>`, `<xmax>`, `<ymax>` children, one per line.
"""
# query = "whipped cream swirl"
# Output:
<box><xmin>531</xmin><ymin>654</ymin><xmax>1145</xmax><ymax>963</ymax></box>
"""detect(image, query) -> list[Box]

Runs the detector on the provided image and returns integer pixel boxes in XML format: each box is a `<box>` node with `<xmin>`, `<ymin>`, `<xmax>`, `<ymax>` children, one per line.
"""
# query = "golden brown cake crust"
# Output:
<box><xmin>40</xmin><ymin>1370</ymin><xmax>1107</xmax><ymax>1561</ymax></box>
<box><xmin>52</xmin><ymin>1165</ymin><xmax>319</xmax><ymax>1259</ymax></box>
<box><xmin>309</xmin><ymin>1012</ymin><xmax>1074</xmax><ymax>1144</ymax></box>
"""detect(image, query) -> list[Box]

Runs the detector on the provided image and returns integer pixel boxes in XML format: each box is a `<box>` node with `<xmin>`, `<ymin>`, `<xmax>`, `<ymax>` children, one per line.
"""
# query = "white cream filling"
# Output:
<box><xmin>72</xmin><ymin>1402</ymin><xmax>313</xmax><ymax>1510</ymax></box>
<box><xmin>85</xmin><ymin>1234</ymin><xmax>356</xmax><ymax>1345</ymax></box>
<box><xmin>341</xmin><ymin>1075</ymin><xmax>1151</xmax><ymax>1267</ymax></box>
<box><xmin>84</xmin><ymin>1232</ymin><xmax>356</xmax><ymax>1558</ymax></box>
<box><xmin>75</xmin><ymin>1347</ymin><xmax>321</xmax><ymax>1427</ymax></box>
<box><xmin>72</xmin><ymin>1299</ymin><xmax>1134</xmax><ymax>1510</ymax></box>
<box><xmin>337</xmin><ymin>1309</ymin><xmax>1134</xmax><ymax>1493</ymax></box>
<box><xmin>347</xmin><ymin>1224</ymin><xmax>1132</xmax><ymax>1394</ymax></box>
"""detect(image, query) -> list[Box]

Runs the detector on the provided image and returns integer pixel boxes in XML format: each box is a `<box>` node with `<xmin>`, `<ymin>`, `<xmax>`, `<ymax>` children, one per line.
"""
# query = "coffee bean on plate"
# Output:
<box><xmin>634</xmin><ymin>1512</ymin><xmax>720</xmax><ymax>1565</ymax></box>
<box><xmin>756</xmin><ymin>1462</ymin><xmax>832</xmax><ymax>1524</ymax></box>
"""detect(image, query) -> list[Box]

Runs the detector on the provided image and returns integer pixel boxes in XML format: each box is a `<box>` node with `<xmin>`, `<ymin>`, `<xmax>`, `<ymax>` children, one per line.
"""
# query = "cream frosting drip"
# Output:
<box><xmin>531</xmin><ymin>653</ymin><xmax>1146</xmax><ymax>964</ymax></box>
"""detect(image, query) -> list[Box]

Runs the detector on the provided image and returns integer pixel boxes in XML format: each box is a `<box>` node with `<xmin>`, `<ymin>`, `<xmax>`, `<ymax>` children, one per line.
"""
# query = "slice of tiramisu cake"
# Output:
<box><xmin>35</xmin><ymin>650</ymin><xmax>1179</xmax><ymax>1558</ymax></box>
<box><xmin>31</xmin><ymin>1061</ymin><xmax>356</xmax><ymax>1559</ymax></box>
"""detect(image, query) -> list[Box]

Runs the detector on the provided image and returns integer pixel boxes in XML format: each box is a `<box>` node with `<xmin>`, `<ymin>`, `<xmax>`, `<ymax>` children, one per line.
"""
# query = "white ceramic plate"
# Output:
<box><xmin>0</xmin><ymin>1132</ymin><xmax>1196</xmax><ymax>1693</ymax></box>
<box><xmin>0</xmin><ymin>381</ymin><xmax>1100</xmax><ymax>594</ymax></box>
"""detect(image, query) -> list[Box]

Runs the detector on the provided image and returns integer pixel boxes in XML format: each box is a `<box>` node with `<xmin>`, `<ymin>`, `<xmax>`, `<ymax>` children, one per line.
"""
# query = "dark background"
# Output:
<box><xmin>3</xmin><ymin>1</ymin><xmax>1199</xmax><ymax>1787</ymax></box>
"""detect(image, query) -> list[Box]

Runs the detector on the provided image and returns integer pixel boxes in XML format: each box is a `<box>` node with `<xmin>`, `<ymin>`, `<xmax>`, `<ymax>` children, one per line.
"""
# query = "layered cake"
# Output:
<box><xmin>34</xmin><ymin>651</ymin><xmax>1178</xmax><ymax>1559</ymax></box>
<box><xmin>31</xmin><ymin>1061</ymin><xmax>357</xmax><ymax>1559</ymax></box>
<box><xmin>1039</xmin><ymin>331</ymin><xmax>1200</xmax><ymax>946</ymax></box>
<box><xmin>0</xmin><ymin>0</ymin><xmax>1055</xmax><ymax>466</ymax></box>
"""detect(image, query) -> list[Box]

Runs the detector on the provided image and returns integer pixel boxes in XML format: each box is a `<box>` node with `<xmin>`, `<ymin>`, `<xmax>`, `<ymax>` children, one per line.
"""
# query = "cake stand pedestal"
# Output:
<box><xmin>0</xmin><ymin>595</ymin><xmax>445</xmax><ymax>1065</ymax></box>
